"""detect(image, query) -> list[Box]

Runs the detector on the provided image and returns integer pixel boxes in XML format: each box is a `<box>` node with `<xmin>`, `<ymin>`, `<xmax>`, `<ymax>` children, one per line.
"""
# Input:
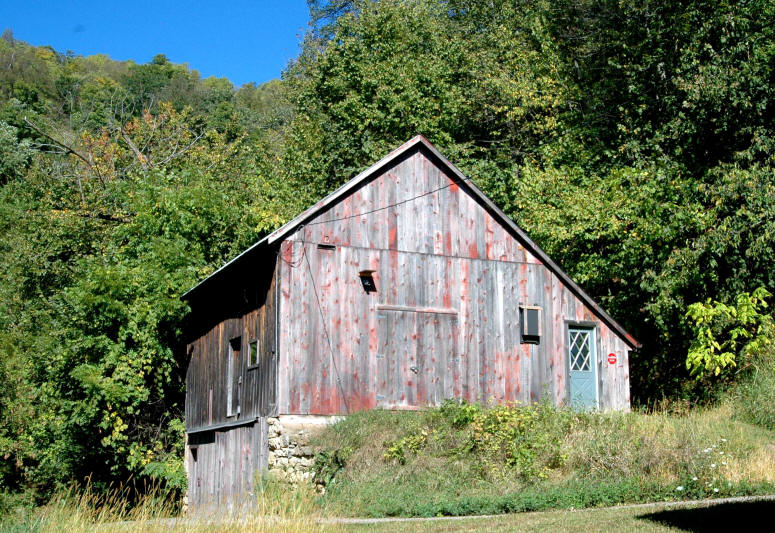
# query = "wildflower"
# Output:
<box><xmin>711</xmin><ymin>464</ymin><xmax>716</xmax><ymax>468</ymax></box>
<box><xmin>676</xmin><ymin>486</ymin><xmax>684</xmax><ymax>491</ymax></box>
<box><xmin>722</xmin><ymin>461</ymin><xmax>727</xmax><ymax>466</ymax></box>
<box><xmin>721</xmin><ymin>438</ymin><xmax>727</xmax><ymax>442</ymax></box>
<box><xmin>692</xmin><ymin>476</ymin><xmax>698</xmax><ymax>481</ymax></box>
<box><xmin>714</xmin><ymin>488</ymin><xmax>719</xmax><ymax>493</ymax></box>
<box><xmin>719</xmin><ymin>451</ymin><xmax>724</xmax><ymax>455</ymax></box>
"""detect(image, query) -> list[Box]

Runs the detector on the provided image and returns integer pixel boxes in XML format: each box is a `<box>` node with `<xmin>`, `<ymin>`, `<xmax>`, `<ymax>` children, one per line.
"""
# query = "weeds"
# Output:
<box><xmin>732</xmin><ymin>348</ymin><xmax>775</xmax><ymax>430</ymax></box>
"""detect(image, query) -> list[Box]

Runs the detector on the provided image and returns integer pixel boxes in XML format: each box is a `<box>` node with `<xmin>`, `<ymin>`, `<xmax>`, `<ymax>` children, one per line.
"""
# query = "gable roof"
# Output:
<box><xmin>183</xmin><ymin>135</ymin><xmax>640</xmax><ymax>349</ymax></box>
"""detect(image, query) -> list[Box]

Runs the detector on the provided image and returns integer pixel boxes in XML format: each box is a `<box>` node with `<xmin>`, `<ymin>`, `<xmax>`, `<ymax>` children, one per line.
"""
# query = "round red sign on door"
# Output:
<box><xmin>608</xmin><ymin>353</ymin><xmax>617</xmax><ymax>364</ymax></box>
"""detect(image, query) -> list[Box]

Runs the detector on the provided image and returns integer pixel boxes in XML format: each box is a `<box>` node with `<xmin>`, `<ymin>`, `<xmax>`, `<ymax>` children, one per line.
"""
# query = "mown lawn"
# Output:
<box><xmin>341</xmin><ymin>498</ymin><xmax>775</xmax><ymax>532</ymax></box>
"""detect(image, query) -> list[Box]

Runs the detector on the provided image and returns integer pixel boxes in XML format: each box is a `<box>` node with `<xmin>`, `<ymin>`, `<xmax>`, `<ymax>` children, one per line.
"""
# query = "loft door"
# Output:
<box><xmin>376</xmin><ymin>308</ymin><xmax>457</xmax><ymax>409</ymax></box>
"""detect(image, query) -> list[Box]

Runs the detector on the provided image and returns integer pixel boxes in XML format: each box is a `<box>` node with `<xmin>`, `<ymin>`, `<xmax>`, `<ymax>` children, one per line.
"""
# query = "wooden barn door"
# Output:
<box><xmin>377</xmin><ymin>308</ymin><xmax>457</xmax><ymax>409</ymax></box>
<box><xmin>187</xmin><ymin>419</ymin><xmax>268</xmax><ymax>509</ymax></box>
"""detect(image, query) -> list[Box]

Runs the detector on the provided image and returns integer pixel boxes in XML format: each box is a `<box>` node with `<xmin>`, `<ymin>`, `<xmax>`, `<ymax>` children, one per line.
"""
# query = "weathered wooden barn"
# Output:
<box><xmin>182</xmin><ymin>135</ymin><xmax>638</xmax><ymax>507</ymax></box>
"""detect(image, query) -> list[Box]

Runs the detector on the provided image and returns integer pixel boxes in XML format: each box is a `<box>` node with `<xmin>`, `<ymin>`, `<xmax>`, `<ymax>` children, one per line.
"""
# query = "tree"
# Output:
<box><xmin>0</xmin><ymin>121</ymin><xmax>32</xmax><ymax>183</ymax></box>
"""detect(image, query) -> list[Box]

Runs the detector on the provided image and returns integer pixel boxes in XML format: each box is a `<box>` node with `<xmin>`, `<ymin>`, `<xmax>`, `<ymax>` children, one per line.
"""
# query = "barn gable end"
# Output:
<box><xmin>271</xmin><ymin>139</ymin><xmax>635</xmax><ymax>415</ymax></box>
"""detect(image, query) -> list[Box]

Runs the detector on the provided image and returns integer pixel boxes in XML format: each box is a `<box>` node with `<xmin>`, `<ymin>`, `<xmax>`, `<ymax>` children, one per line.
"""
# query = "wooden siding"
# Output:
<box><xmin>278</xmin><ymin>244</ymin><xmax>629</xmax><ymax>413</ymax></box>
<box><xmin>185</xmin><ymin>258</ymin><xmax>278</xmax><ymax>431</ymax></box>
<box><xmin>376</xmin><ymin>309</ymin><xmax>459</xmax><ymax>408</ymax></box>
<box><xmin>277</xmin><ymin>153</ymin><xmax>631</xmax><ymax>415</ymax></box>
<box><xmin>186</xmin><ymin>419</ymin><xmax>268</xmax><ymax>509</ymax></box>
<box><xmin>293</xmin><ymin>150</ymin><xmax>541</xmax><ymax>263</ymax></box>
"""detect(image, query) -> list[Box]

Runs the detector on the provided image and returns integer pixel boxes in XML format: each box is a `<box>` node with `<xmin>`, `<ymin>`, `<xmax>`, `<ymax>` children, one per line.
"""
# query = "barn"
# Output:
<box><xmin>181</xmin><ymin>135</ymin><xmax>639</xmax><ymax>508</ymax></box>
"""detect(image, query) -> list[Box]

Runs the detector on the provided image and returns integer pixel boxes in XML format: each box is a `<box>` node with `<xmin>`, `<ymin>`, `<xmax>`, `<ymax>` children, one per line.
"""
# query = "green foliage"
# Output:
<box><xmin>439</xmin><ymin>398</ymin><xmax>481</xmax><ymax>428</ymax></box>
<box><xmin>312</xmin><ymin>448</ymin><xmax>351</xmax><ymax>487</ymax></box>
<box><xmin>384</xmin><ymin>429</ymin><xmax>432</xmax><ymax>465</ymax></box>
<box><xmin>686</xmin><ymin>288</ymin><xmax>772</xmax><ymax>379</ymax></box>
<box><xmin>385</xmin><ymin>401</ymin><xmax>571</xmax><ymax>482</ymax></box>
<box><xmin>0</xmin><ymin>121</ymin><xmax>32</xmax><ymax>183</ymax></box>
<box><xmin>467</xmin><ymin>403</ymin><xmax>571</xmax><ymax>481</ymax></box>
<box><xmin>0</xmin><ymin>41</ymin><xmax>289</xmax><ymax>499</ymax></box>
<box><xmin>284</xmin><ymin>0</ymin><xmax>567</xmax><ymax>203</ymax></box>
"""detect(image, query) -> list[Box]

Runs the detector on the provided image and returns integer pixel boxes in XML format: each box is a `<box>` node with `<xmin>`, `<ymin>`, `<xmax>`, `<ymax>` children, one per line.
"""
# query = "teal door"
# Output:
<box><xmin>568</xmin><ymin>327</ymin><xmax>598</xmax><ymax>409</ymax></box>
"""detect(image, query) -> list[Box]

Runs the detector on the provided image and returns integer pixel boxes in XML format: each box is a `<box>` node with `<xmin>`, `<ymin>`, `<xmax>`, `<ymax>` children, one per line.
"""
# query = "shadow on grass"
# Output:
<box><xmin>638</xmin><ymin>500</ymin><xmax>775</xmax><ymax>532</ymax></box>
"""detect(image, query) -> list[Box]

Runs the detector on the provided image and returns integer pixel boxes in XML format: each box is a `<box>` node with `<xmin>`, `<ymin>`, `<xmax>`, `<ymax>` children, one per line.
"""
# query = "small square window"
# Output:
<box><xmin>248</xmin><ymin>340</ymin><xmax>259</xmax><ymax>367</ymax></box>
<box><xmin>520</xmin><ymin>306</ymin><xmax>542</xmax><ymax>344</ymax></box>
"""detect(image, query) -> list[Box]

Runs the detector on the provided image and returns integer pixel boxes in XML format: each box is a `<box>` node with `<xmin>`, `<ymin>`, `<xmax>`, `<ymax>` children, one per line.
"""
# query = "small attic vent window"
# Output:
<box><xmin>520</xmin><ymin>306</ymin><xmax>542</xmax><ymax>344</ymax></box>
<box><xmin>359</xmin><ymin>270</ymin><xmax>377</xmax><ymax>293</ymax></box>
<box><xmin>317</xmin><ymin>244</ymin><xmax>336</xmax><ymax>251</ymax></box>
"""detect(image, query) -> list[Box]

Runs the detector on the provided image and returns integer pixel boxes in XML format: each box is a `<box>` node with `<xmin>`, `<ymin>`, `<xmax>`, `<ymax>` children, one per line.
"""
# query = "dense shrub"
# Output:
<box><xmin>732</xmin><ymin>346</ymin><xmax>775</xmax><ymax>430</ymax></box>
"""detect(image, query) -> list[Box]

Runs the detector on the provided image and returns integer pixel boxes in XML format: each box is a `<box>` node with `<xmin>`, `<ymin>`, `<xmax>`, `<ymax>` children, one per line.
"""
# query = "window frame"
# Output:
<box><xmin>226</xmin><ymin>336</ymin><xmax>242</xmax><ymax>417</ymax></box>
<box><xmin>247</xmin><ymin>338</ymin><xmax>260</xmax><ymax>370</ymax></box>
<box><xmin>519</xmin><ymin>305</ymin><xmax>542</xmax><ymax>345</ymax></box>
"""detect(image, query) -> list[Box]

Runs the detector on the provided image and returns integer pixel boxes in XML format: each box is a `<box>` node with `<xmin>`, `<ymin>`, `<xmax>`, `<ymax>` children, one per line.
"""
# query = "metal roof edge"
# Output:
<box><xmin>265</xmin><ymin>135</ymin><xmax>428</xmax><ymax>245</ymax></box>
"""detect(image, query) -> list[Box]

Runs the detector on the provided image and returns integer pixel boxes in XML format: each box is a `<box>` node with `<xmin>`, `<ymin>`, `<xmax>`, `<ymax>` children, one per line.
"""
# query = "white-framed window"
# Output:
<box><xmin>520</xmin><ymin>305</ymin><xmax>542</xmax><ymax>344</ymax></box>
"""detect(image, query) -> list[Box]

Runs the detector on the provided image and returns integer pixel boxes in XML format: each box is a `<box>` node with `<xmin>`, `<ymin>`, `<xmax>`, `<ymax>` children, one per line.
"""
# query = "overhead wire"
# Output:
<box><xmin>299</xmin><ymin>224</ymin><xmax>351</xmax><ymax>414</ymax></box>
<box><xmin>300</xmin><ymin>174</ymin><xmax>474</xmax><ymax>227</ymax></box>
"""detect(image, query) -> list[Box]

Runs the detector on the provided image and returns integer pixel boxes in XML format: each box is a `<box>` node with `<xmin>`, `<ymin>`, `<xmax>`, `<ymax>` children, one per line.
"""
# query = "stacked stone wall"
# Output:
<box><xmin>266</xmin><ymin>415</ymin><xmax>340</xmax><ymax>486</ymax></box>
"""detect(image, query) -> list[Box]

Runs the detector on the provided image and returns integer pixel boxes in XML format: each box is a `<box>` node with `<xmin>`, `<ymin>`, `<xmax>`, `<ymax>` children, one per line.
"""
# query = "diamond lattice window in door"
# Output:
<box><xmin>569</xmin><ymin>330</ymin><xmax>591</xmax><ymax>371</ymax></box>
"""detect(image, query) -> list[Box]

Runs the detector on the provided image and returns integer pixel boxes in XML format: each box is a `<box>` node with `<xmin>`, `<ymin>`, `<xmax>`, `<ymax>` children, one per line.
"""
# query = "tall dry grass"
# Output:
<box><xmin>563</xmin><ymin>403</ymin><xmax>775</xmax><ymax>486</ymax></box>
<box><xmin>3</xmin><ymin>477</ymin><xmax>339</xmax><ymax>533</ymax></box>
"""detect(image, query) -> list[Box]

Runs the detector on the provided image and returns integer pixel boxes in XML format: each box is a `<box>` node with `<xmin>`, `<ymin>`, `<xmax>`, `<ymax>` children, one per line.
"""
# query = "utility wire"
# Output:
<box><xmin>277</xmin><ymin>173</ymin><xmax>475</xmax><ymax>265</ymax></box>
<box><xmin>301</xmin><ymin>174</ymin><xmax>474</xmax><ymax>227</ymax></box>
<box><xmin>300</xmin><ymin>226</ymin><xmax>351</xmax><ymax>414</ymax></box>
<box><xmin>278</xmin><ymin>239</ymin><xmax>307</xmax><ymax>267</ymax></box>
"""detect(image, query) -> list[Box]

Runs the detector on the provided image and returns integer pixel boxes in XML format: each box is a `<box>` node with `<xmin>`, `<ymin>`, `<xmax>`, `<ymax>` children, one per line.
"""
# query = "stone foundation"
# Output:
<box><xmin>267</xmin><ymin>414</ymin><xmax>342</xmax><ymax>486</ymax></box>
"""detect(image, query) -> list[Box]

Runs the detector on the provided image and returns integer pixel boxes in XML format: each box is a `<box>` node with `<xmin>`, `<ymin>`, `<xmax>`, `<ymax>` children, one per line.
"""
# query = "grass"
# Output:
<box><xmin>4</xmin><ymin>352</ymin><xmax>775</xmax><ymax>528</ymax></box>
<box><xmin>341</xmin><ymin>498</ymin><xmax>775</xmax><ymax>532</ymax></box>
<box><xmin>2</xmin><ymin>404</ymin><xmax>774</xmax><ymax>529</ymax></box>
<box><xmin>0</xmin><ymin>476</ymin><xmax>338</xmax><ymax>533</ymax></box>
<box><xmin>8</xmin><ymin>491</ymin><xmax>771</xmax><ymax>532</ymax></box>
<box><xmin>309</xmin><ymin>399</ymin><xmax>775</xmax><ymax>517</ymax></box>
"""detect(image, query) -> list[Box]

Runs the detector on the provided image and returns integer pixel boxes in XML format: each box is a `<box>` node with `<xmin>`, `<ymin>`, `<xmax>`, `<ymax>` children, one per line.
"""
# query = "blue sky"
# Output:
<box><xmin>0</xmin><ymin>0</ymin><xmax>310</xmax><ymax>87</ymax></box>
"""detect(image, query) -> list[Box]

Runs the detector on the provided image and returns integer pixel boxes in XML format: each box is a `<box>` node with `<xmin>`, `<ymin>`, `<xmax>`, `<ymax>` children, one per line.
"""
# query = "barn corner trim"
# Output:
<box><xmin>183</xmin><ymin>135</ymin><xmax>640</xmax><ymax>349</ymax></box>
